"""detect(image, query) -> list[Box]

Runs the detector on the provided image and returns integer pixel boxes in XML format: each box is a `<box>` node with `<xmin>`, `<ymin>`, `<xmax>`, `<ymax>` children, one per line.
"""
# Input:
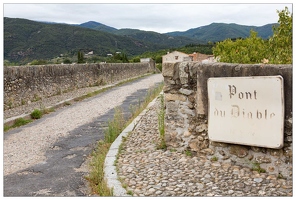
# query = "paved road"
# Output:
<box><xmin>3</xmin><ymin>74</ymin><xmax>163</xmax><ymax>196</ymax></box>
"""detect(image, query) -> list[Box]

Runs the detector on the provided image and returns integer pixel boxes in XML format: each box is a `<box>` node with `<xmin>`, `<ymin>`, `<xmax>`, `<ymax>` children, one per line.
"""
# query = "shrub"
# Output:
<box><xmin>213</xmin><ymin>7</ymin><xmax>292</xmax><ymax>64</ymax></box>
<box><xmin>63</xmin><ymin>58</ymin><xmax>72</xmax><ymax>64</ymax></box>
<box><xmin>31</xmin><ymin>109</ymin><xmax>43</xmax><ymax>119</ymax></box>
<box><xmin>156</xmin><ymin>63</ymin><xmax>162</xmax><ymax>72</ymax></box>
<box><xmin>30</xmin><ymin>59</ymin><xmax>47</xmax><ymax>65</ymax></box>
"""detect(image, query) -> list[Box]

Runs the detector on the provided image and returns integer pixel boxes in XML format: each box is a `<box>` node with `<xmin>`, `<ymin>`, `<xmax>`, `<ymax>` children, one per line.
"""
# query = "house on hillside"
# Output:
<box><xmin>140</xmin><ymin>58</ymin><xmax>153</xmax><ymax>63</ymax></box>
<box><xmin>188</xmin><ymin>52</ymin><xmax>217</xmax><ymax>63</ymax></box>
<box><xmin>162</xmin><ymin>51</ymin><xmax>189</xmax><ymax>63</ymax></box>
<box><xmin>162</xmin><ymin>50</ymin><xmax>217</xmax><ymax>64</ymax></box>
<box><xmin>85</xmin><ymin>51</ymin><xmax>94</xmax><ymax>56</ymax></box>
<box><xmin>201</xmin><ymin>55</ymin><xmax>217</xmax><ymax>63</ymax></box>
<box><xmin>188</xmin><ymin>52</ymin><xmax>207</xmax><ymax>62</ymax></box>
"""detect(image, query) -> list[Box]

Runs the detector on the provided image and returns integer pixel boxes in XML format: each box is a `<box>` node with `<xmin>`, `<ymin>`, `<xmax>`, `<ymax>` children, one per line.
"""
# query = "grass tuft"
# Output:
<box><xmin>252</xmin><ymin>162</ymin><xmax>266</xmax><ymax>173</ymax></box>
<box><xmin>86</xmin><ymin>81</ymin><xmax>164</xmax><ymax>196</ymax></box>
<box><xmin>31</xmin><ymin>109</ymin><xmax>43</xmax><ymax>119</ymax></box>
<box><xmin>157</xmin><ymin>93</ymin><xmax>166</xmax><ymax>150</ymax></box>
<box><xmin>104</xmin><ymin>107</ymin><xmax>125</xmax><ymax>143</ymax></box>
<box><xmin>85</xmin><ymin>141</ymin><xmax>113</xmax><ymax>196</ymax></box>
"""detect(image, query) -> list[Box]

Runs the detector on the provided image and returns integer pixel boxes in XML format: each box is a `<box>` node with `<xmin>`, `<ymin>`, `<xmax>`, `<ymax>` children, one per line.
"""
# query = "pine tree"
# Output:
<box><xmin>77</xmin><ymin>51</ymin><xmax>84</xmax><ymax>63</ymax></box>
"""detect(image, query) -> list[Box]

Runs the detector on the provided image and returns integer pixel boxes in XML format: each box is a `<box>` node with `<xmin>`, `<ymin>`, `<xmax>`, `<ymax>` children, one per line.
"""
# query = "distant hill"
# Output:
<box><xmin>4</xmin><ymin>18</ymin><xmax>197</xmax><ymax>63</ymax></box>
<box><xmin>78</xmin><ymin>21</ymin><xmax>276</xmax><ymax>45</ymax></box>
<box><xmin>78</xmin><ymin>21</ymin><xmax>118</xmax><ymax>33</ymax></box>
<box><xmin>166</xmin><ymin>23</ymin><xmax>277</xmax><ymax>42</ymax></box>
<box><xmin>113</xmin><ymin>28</ymin><xmax>203</xmax><ymax>47</ymax></box>
<box><xmin>4</xmin><ymin>18</ymin><xmax>276</xmax><ymax>64</ymax></box>
<box><xmin>77</xmin><ymin>22</ymin><xmax>203</xmax><ymax>46</ymax></box>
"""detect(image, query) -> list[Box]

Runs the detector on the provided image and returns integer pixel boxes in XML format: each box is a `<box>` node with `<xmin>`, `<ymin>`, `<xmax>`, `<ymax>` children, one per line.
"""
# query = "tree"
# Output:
<box><xmin>267</xmin><ymin>7</ymin><xmax>292</xmax><ymax>64</ymax></box>
<box><xmin>155</xmin><ymin>56</ymin><xmax>162</xmax><ymax>63</ymax></box>
<box><xmin>63</xmin><ymin>58</ymin><xmax>72</xmax><ymax>64</ymax></box>
<box><xmin>77</xmin><ymin>51</ymin><xmax>84</xmax><ymax>63</ymax></box>
<box><xmin>110</xmin><ymin>52</ymin><xmax>129</xmax><ymax>63</ymax></box>
<box><xmin>30</xmin><ymin>59</ymin><xmax>47</xmax><ymax>65</ymax></box>
<box><xmin>213</xmin><ymin>7</ymin><xmax>292</xmax><ymax>64</ymax></box>
<box><xmin>213</xmin><ymin>31</ymin><xmax>267</xmax><ymax>64</ymax></box>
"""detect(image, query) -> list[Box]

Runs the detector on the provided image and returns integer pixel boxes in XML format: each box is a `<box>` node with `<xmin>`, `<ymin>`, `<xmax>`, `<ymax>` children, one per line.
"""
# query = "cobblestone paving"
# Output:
<box><xmin>117</xmin><ymin>98</ymin><xmax>293</xmax><ymax>197</ymax></box>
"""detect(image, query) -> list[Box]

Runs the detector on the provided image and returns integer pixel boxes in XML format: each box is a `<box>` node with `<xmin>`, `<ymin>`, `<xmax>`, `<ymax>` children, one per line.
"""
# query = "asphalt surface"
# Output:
<box><xmin>3</xmin><ymin>75</ymin><xmax>163</xmax><ymax>196</ymax></box>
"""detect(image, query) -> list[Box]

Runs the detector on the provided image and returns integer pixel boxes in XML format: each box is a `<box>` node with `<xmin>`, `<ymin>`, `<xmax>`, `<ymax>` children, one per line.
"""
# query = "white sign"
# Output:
<box><xmin>207</xmin><ymin>76</ymin><xmax>284</xmax><ymax>149</ymax></box>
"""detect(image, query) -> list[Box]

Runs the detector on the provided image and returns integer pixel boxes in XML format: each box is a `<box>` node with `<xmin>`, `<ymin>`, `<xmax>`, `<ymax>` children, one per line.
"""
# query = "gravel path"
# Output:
<box><xmin>116</xmin><ymin>97</ymin><xmax>293</xmax><ymax>197</ymax></box>
<box><xmin>3</xmin><ymin>74</ymin><xmax>163</xmax><ymax>196</ymax></box>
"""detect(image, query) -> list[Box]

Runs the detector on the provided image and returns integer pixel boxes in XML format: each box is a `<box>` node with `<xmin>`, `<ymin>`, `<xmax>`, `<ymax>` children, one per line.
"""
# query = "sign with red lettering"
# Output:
<box><xmin>207</xmin><ymin>76</ymin><xmax>284</xmax><ymax>149</ymax></box>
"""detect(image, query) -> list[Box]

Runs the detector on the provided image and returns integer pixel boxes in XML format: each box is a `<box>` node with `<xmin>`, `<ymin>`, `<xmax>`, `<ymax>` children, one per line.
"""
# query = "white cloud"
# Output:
<box><xmin>3</xmin><ymin>3</ymin><xmax>293</xmax><ymax>33</ymax></box>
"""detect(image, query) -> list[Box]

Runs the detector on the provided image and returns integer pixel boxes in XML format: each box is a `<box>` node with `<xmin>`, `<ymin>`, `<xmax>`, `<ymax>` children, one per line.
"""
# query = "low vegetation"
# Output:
<box><xmin>86</xmin><ymin>82</ymin><xmax>164</xmax><ymax>196</ymax></box>
<box><xmin>3</xmin><ymin>74</ymin><xmax>155</xmax><ymax>132</ymax></box>
<box><xmin>157</xmin><ymin>93</ymin><xmax>166</xmax><ymax>149</ymax></box>
<box><xmin>4</xmin><ymin>118</ymin><xmax>32</xmax><ymax>131</ymax></box>
<box><xmin>30</xmin><ymin>109</ymin><xmax>43</xmax><ymax>119</ymax></box>
<box><xmin>252</xmin><ymin>162</ymin><xmax>266</xmax><ymax>174</ymax></box>
<box><xmin>213</xmin><ymin>7</ymin><xmax>292</xmax><ymax>64</ymax></box>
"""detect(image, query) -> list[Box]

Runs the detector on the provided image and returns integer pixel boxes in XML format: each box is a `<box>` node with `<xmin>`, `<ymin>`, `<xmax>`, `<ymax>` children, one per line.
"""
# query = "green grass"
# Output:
<box><xmin>8</xmin><ymin>118</ymin><xmax>32</xmax><ymax>131</ymax></box>
<box><xmin>41</xmin><ymin>107</ymin><xmax>55</xmax><ymax>114</ymax></box>
<box><xmin>157</xmin><ymin>93</ymin><xmax>166</xmax><ymax>150</ymax></box>
<box><xmin>4</xmin><ymin>75</ymin><xmax>164</xmax><ymax>196</ymax></box>
<box><xmin>185</xmin><ymin>150</ymin><xmax>192</xmax><ymax>157</ymax></box>
<box><xmin>86</xmin><ymin>82</ymin><xmax>164</xmax><ymax>196</ymax></box>
<box><xmin>104</xmin><ymin>107</ymin><xmax>125</xmax><ymax>144</ymax></box>
<box><xmin>31</xmin><ymin>109</ymin><xmax>43</xmax><ymax>119</ymax></box>
<box><xmin>63</xmin><ymin>101</ymin><xmax>72</xmax><ymax>106</ymax></box>
<box><xmin>252</xmin><ymin>162</ymin><xmax>266</xmax><ymax>173</ymax></box>
<box><xmin>85</xmin><ymin>141</ymin><xmax>113</xmax><ymax>196</ymax></box>
<box><xmin>211</xmin><ymin>156</ymin><xmax>218</xmax><ymax>162</ymax></box>
<box><xmin>4</xmin><ymin>74</ymin><xmax>156</xmax><ymax>132</ymax></box>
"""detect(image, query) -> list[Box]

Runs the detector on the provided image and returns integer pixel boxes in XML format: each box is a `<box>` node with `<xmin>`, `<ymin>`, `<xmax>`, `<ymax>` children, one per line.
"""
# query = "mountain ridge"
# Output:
<box><xmin>4</xmin><ymin>17</ymin><xmax>276</xmax><ymax>64</ymax></box>
<box><xmin>4</xmin><ymin>17</ymin><xmax>198</xmax><ymax>63</ymax></box>
<box><xmin>166</xmin><ymin>22</ymin><xmax>277</xmax><ymax>42</ymax></box>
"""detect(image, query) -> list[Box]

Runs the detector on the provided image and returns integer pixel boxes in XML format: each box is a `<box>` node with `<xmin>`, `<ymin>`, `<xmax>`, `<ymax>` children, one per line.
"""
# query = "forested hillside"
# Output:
<box><xmin>4</xmin><ymin>17</ymin><xmax>276</xmax><ymax>65</ymax></box>
<box><xmin>4</xmin><ymin>18</ymin><xmax>196</xmax><ymax>64</ymax></box>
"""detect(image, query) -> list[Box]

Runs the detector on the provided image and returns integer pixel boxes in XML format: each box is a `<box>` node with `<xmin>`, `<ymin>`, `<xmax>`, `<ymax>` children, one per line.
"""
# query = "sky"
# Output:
<box><xmin>2</xmin><ymin>1</ymin><xmax>293</xmax><ymax>33</ymax></box>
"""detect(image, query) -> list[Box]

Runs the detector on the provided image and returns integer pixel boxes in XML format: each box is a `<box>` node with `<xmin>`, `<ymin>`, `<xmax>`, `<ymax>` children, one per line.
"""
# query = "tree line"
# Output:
<box><xmin>213</xmin><ymin>7</ymin><xmax>292</xmax><ymax>64</ymax></box>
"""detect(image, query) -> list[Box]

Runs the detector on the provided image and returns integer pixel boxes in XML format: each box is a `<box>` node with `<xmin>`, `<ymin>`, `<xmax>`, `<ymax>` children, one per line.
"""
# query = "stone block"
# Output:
<box><xmin>179</xmin><ymin>62</ymin><xmax>189</xmax><ymax>85</ymax></box>
<box><xmin>163</xmin><ymin>61</ymin><xmax>292</xmax><ymax>175</ymax></box>
<box><xmin>165</xmin><ymin>93</ymin><xmax>186</xmax><ymax>102</ymax></box>
<box><xmin>179</xmin><ymin>88</ymin><xmax>193</xmax><ymax>96</ymax></box>
<box><xmin>4</xmin><ymin>63</ymin><xmax>153</xmax><ymax>110</ymax></box>
<box><xmin>162</xmin><ymin>62</ymin><xmax>176</xmax><ymax>77</ymax></box>
<box><xmin>229</xmin><ymin>145</ymin><xmax>249</xmax><ymax>158</ymax></box>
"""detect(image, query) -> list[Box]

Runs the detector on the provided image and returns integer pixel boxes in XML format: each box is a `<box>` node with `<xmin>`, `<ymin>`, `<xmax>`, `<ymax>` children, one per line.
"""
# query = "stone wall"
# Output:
<box><xmin>4</xmin><ymin>63</ymin><xmax>154</xmax><ymax>110</ymax></box>
<box><xmin>162</xmin><ymin>62</ymin><xmax>292</xmax><ymax>177</ymax></box>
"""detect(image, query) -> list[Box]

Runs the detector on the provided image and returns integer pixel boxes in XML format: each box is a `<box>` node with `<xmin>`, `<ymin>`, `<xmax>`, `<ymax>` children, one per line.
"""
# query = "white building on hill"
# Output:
<box><xmin>162</xmin><ymin>51</ymin><xmax>189</xmax><ymax>63</ymax></box>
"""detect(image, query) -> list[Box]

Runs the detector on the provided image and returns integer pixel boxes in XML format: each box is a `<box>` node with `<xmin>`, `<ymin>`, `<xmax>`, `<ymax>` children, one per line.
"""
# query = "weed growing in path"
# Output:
<box><xmin>104</xmin><ymin>107</ymin><xmax>125</xmax><ymax>144</ymax></box>
<box><xmin>87</xmin><ymin>82</ymin><xmax>164</xmax><ymax>196</ymax></box>
<box><xmin>31</xmin><ymin>109</ymin><xmax>43</xmax><ymax>119</ymax></box>
<box><xmin>252</xmin><ymin>162</ymin><xmax>266</xmax><ymax>173</ymax></box>
<box><xmin>4</xmin><ymin>118</ymin><xmax>33</xmax><ymax>131</ymax></box>
<box><xmin>85</xmin><ymin>141</ymin><xmax>113</xmax><ymax>196</ymax></box>
<box><xmin>157</xmin><ymin>93</ymin><xmax>166</xmax><ymax>150</ymax></box>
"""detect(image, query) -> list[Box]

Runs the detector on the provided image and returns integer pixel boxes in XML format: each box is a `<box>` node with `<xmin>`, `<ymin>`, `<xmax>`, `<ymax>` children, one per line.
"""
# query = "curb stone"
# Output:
<box><xmin>104</xmin><ymin>92</ymin><xmax>162</xmax><ymax>196</ymax></box>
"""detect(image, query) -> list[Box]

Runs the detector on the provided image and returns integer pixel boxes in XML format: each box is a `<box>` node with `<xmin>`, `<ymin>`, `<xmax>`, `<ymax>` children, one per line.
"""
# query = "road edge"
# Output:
<box><xmin>104</xmin><ymin>91</ymin><xmax>162</xmax><ymax>196</ymax></box>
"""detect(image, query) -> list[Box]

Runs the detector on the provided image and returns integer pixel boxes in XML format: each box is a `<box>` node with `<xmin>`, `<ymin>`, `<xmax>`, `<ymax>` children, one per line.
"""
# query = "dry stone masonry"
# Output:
<box><xmin>4</xmin><ymin>63</ymin><xmax>154</xmax><ymax>110</ymax></box>
<box><xmin>162</xmin><ymin>62</ymin><xmax>292</xmax><ymax>177</ymax></box>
